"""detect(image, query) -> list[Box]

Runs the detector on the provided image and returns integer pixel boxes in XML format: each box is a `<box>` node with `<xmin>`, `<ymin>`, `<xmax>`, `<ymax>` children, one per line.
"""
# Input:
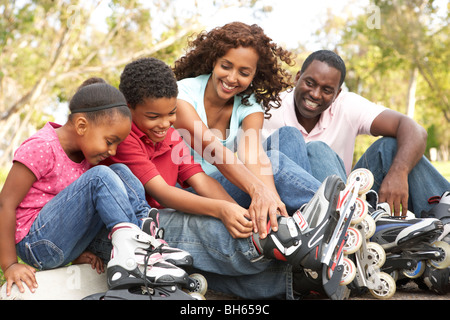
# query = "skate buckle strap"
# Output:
<box><xmin>293</xmin><ymin>210</ymin><xmax>308</xmax><ymax>232</ymax></box>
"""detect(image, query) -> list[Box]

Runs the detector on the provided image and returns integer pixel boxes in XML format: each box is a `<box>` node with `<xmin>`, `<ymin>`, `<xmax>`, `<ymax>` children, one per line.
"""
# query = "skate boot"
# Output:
<box><xmin>142</xmin><ymin>209</ymin><xmax>208</xmax><ymax>296</ymax></box>
<box><xmin>371</xmin><ymin>212</ymin><xmax>450</xmax><ymax>281</ymax></box>
<box><xmin>98</xmin><ymin>222</ymin><xmax>202</xmax><ymax>300</ymax></box>
<box><xmin>252</xmin><ymin>175</ymin><xmax>360</xmax><ymax>299</ymax></box>
<box><xmin>142</xmin><ymin>208</ymin><xmax>193</xmax><ymax>267</ymax></box>
<box><xmin>422</xmin><ymin>191</ymin><xmax>450</xmax><ymax>243</ymax></box>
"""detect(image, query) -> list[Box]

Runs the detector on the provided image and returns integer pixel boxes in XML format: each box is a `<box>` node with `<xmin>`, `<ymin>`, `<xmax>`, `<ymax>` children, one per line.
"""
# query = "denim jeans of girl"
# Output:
<box><xmin>16</xmin><ymin>164</ymin><xmax>150</xmax><ymax>270</ymax></box>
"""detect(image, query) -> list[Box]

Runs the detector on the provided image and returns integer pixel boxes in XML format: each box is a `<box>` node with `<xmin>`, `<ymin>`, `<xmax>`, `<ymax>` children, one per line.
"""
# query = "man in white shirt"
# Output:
<box><xmin>263</xmin><ymin>50</ymin><xmax>449</xmax><ymax>217</ymax></box>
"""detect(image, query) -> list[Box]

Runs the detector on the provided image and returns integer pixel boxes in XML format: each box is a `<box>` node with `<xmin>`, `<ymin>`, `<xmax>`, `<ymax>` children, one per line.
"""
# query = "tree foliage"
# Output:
<box><xmin>306</xmin><ymin>0</ymin><xmax>449</xmax><ymax>161</ymax></box>
<box><xmin>0</xmin><ymin>0</ymin><xmax>260</xmax><ymax>168</ymax></box>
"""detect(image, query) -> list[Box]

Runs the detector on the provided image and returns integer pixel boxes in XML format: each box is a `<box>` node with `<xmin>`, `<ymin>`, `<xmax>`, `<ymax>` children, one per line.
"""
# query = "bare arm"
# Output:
<box><xmin>174</xmin><ymin>99</ymin><xmax>287</xmax><ymax>238</ymax></box>
<box><xmin>144</xmin><ymin>174</ymin><xmax>252</xmax><ymax>238</ymax></box>
<box><xmin>0</xmin><ymin>162</ymin><xmax>38</xmax><ymax>295</ymax></box>
<box><xmin>370</xmin><ymin>109</ymin><xmax>427</xmax><ymax>216</ymax></box>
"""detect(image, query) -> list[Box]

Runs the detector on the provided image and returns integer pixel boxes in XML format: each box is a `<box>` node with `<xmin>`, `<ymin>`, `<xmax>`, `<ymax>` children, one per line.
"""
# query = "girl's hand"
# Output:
<box><xmin>72</xmin><ymin>251</ymin><xmax>105</xmax><ymax>274</ymax></box>
<box><xmin>4</xmin><ymin>263</ymin><xmax>38</xmax><ymax>296</ymax></box>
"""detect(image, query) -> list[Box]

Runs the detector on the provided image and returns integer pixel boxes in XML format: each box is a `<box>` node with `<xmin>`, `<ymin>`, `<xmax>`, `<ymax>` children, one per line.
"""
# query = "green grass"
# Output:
<box><xmin>0</xmin><ymin>162</ymin><xmax>449</xmax><ymax>287</ymax></box>
<box><xmin>433</xmin><ymin>161</ymin><xmax>450</xmax><ymax>181</ymax></box>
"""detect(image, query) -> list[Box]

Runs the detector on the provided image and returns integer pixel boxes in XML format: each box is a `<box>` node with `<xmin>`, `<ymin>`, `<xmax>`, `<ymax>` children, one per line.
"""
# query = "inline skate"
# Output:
<box><xmin>84</xmin><ymin>216</ymin><xmax>207</xmax><ymax>300</ymax></box>
<box><xmin>415</xmin><ymin>191</ymin><xmax>450</xmax><ymax>294</ymax></box>
<box><xmin>142</xmin><ymin>208</ymin><xmax>208</xmax><ymax>295</ymax></box>
<box><xmin>341</xmin><ymin>169</ymin><xmax>396</xmax><ymax>299</ymax></box>
<box><xmin>252</xmin><ymin>174</ymin><xmax>366</xmax><ymax>300</ymax></box>
<box><xmin>369</xmin><ymin>193</ymin><xmax>450</xmax><ymax>295</ymax></box>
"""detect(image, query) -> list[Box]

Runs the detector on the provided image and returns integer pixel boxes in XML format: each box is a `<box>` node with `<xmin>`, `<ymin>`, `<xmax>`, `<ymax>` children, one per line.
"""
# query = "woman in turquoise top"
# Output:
<box><xmin>172</xmin><ymin>22</ymin><xmax>322</xmax><ymax>237</ymax></box>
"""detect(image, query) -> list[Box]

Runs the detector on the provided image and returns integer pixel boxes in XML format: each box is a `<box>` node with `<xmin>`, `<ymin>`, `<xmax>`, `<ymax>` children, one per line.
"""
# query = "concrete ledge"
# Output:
<box><xmin>0</xmin><ymin>264</ymin><xmax>108</xmax><ymax>300</ymax></box>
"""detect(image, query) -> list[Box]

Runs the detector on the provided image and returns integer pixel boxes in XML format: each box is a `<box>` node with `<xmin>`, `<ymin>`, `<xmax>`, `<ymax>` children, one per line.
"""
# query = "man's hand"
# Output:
<box><xmin>378</xmin><ymin>170</ymin><xmax>409</xmax><ymax>217</ymax></box>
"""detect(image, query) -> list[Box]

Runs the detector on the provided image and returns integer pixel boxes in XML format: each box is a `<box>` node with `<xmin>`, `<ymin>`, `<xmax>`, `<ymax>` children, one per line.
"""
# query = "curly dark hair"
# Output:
<box><xmin>173</xmin><ymin>22</ymin><xmax>294</xmax><ymax>118</ymax></box>
<box><xmin>119</xmin><ymin>57</ymin><xmax>178</xmax><ymax>108</ymax></box>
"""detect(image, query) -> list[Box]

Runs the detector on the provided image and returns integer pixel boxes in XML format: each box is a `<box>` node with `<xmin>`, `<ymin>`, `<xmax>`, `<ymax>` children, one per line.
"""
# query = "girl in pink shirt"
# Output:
<box><xmin>0</xmin><ymin>79</ymin><xmax>157</xmax><ymax>297</ymax></box>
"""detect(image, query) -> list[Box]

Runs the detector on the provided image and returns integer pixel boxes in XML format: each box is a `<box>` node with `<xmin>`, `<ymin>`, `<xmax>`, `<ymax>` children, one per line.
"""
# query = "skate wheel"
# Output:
<box><xmin>347</xmin><ymin>169</ymin><xmax>374</xmax><ymax>195</ymax></box>
<box><xmin>188</xmin><ymin>273</ymin><xmax>208</xmax><ymax>296</ymax></box>
<box><xmin>366</xmin><ymin>242</ymin><xmax>386</xmax><ymax>268</ymax></box>
<box><xmin>343</xmin><ymin>227</ymin><xmax>363</xmax><ymax>254</ymax></box>
<box><xmin>428</xmin><ymin>241</ymin><xmax>450</xmax><ymax>269</ymax></box>
<box><xmin>340</xmin><ymin>257</ymin><xmax>357</xmax><ymax>286</ymax></box>
<box><xmin>355</xmin><ymin>215</ymin><xmax>376</xmax><ymax>239</ymax></box>
<box><xmin>189</xmin><ymin>292</ymin><xmax>206</xmax><ymax>300</ymax></box>
<box><xmin>351</xmin><ymin>198</ymin><xmax>368</xmax><ymax>225</ymax></box>
<box><xmin>402</xmin><ymin>260</ymin><xmax>426</xmax><ymax>279</ymax></box>
<box><xmin>369</xmin><ymin>272</ymin><xmax>396</xmax><ymax>300</ymax></box>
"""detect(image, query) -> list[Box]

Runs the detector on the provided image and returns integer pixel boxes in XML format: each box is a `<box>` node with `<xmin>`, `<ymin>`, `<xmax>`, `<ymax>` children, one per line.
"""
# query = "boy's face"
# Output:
<box><xmin>131</xmin><ymin>97</ymin><xmax>177</xmax><ymax>143</ymax></box>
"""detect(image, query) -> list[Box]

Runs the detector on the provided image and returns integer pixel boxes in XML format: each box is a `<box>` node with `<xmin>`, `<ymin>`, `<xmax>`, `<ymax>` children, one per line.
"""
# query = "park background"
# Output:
<box><xmin>0</xmin><ymin>0</ymin><xmax>449</xmax><ymax>288</ymax></box>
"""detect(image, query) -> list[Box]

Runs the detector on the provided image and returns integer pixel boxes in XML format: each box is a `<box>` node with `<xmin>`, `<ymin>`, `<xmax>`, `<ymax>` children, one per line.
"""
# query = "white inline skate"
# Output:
<box><xmin>84</xmin><ymin>222</ymin><xmax>206</xmax><ymax>300</ymax></box>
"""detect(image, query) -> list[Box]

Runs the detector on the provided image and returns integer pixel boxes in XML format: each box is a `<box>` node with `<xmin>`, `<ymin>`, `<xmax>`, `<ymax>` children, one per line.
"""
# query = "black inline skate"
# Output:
<box><xmin>252</xmin><ymin>173</ymin><xmax>382</xmax><ymax>300</ymax></box>
<box><xmin>370</xmin><ymin>198</ymin><xmax>450</xmax><ymax>293</ymax></box>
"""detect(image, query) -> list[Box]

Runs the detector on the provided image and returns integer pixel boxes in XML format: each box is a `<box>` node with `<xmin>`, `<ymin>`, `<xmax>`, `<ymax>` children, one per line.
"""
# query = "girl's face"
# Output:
<box><xmin>131</xmin><ymin>97</ymin><xmax>177</xmax><ymax>143</ymax></box>
<box><xmin>80</xmin><ymin>114</ymin><xmax>131</xmax><ymax>165</ymax></box>
<box><xmin>210</xmin><ymin>46</ymin><xmax>259</xmax><ymax>101</ymax></box>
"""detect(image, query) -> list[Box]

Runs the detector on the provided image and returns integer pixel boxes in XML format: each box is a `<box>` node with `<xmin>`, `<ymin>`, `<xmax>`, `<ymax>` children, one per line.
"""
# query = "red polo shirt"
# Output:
<box><xmin>104</xmin><ymin>123</ymin><xmax>204</xmax><ymax>208</ymax></box>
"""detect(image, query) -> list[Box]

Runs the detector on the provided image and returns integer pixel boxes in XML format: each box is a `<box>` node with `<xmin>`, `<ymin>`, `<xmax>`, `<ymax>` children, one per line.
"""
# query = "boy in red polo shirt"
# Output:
<box><xmin>104</xmin><ymin>57</ymin><xmax>253</xmax><ymax>239</ymax></box>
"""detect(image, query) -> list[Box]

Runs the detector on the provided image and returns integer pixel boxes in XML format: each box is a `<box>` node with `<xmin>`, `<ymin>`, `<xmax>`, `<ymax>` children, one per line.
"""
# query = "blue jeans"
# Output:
<box><xmin>307</xmin><ymin>137</ymin><xmax>450</xmax><ymax>216</ymax></box>
<box><xmin>160</xmin><ymin>127</ymin><xmax>322</xmax><ymax>299</ymax></box>
<box><xmin>354</xmin><ymin>137</ymin><xmax>450</xmax><ymax>216</ymax></box>
<box><xmin>159</xmin><ymin>209</ymin><xmax>294</xmax><ymax>300</ymax></box>
<box><xmin>210</xmin><ymin>126</ymin><xmax>321</xmax><ymax>214</ymax></box>
<box><xmin>16</xmin><ymin>164</ymin><xmax>150</xmax><ymax>270</ymax></box>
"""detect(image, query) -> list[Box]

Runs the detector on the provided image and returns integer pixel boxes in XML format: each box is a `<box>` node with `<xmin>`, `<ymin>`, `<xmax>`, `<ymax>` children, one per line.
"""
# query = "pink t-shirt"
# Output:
<box><xmin>262</xmin><ymin>90</ymin><xmax>387</xmax><ymax>174</ymax></box>
<box><xmin>13</xmin><ymin>122</ymin><xmax>90</xmax><ymax>243</ymax></box>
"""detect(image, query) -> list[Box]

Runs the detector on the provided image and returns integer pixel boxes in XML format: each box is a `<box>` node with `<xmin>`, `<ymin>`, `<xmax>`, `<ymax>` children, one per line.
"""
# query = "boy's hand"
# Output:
<box><xmin>219</xmin><ymin>202</ymin><xmax>254</xmax><ymax>239</ymax></box>
<box><xmin>4</xmin><ymin>263</ymin><xmax>38</xmax><ymax>296</ymax></box>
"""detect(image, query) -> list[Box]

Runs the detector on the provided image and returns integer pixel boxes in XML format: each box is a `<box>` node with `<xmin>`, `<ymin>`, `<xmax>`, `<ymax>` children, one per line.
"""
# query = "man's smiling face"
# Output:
<box><xmin>293</xmin><ymin>60</ymin><xmax>342</xmax><ymax>131</ymax></box>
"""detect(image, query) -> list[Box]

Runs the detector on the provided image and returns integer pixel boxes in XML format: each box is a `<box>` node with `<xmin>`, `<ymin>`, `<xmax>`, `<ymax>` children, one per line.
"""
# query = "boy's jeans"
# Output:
<box><xmin>16</xmin><ymin>164</ymin><xmax>150</xmax><ymax>270</ymax></box>
<box><xmin>160</xmin><ymin>127</ymin><xmax>321</xmax><ymax>299</ymax></box>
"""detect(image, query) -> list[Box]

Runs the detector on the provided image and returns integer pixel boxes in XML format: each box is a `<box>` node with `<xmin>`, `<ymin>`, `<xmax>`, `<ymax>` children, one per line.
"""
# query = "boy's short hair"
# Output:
<box><xmin>119</xmin><ymin>57</ymin><xmax>178</xmax><ymax>108</ymax></box>
<box><xmin>301</xmin><ymin>50</ymin><xmax>347</xmax><ymax>87</ymax></box>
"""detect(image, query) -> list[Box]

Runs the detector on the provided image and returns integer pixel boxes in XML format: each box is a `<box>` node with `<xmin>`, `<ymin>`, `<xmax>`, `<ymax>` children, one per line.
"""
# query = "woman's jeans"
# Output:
<box><xmin>210</xmin><ymin>126</ymin><xmax>322</xmax><ymax>214</ymax></box>
<box><xmin>16</xmin><ymin>164</ymin><xmax>150</xmax><ymax>270</ymax></box>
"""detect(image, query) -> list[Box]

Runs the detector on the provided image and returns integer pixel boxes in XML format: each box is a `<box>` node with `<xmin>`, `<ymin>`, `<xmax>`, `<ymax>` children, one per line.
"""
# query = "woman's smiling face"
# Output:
<box><xmin>209</xmin><ymin>46</ymin><xmax>259</xmax><ymax>101</ymax></box>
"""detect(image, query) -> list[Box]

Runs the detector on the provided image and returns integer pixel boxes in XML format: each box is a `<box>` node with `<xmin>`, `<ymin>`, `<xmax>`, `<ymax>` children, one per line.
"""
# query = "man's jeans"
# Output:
<box><xmin>307</xmin><ymin>136</ymin><xmax>450</xmax><ymax>216</ymax></box>
<box><xmin>16</xmin><ymin>164</ymin><xmax>150</xmax><ymax>270</ymax></box>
